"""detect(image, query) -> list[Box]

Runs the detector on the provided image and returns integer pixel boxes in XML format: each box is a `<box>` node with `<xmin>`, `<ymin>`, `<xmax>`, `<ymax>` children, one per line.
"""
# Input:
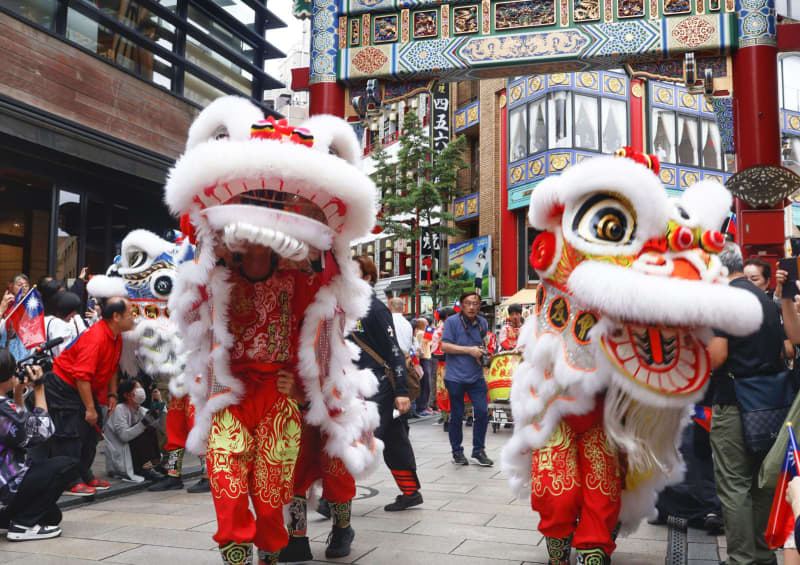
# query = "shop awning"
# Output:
<box><xmin>500</xmin><ymin>287</ymin><xmax>539</xmax><ymax>306</ymax></box>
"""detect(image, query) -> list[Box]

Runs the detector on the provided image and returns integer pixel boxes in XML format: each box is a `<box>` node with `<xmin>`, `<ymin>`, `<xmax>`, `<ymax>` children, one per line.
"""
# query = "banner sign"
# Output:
<box><xmin>448</xmin><ymin>235</ymin><xmax>491</xmax><ymax>299</ymax></box>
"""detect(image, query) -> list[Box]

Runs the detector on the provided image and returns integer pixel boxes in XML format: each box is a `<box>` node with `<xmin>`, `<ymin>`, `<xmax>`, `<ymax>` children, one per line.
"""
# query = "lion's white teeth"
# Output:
<box><xmin>222</xmin><ymin>222</ymin><xmax>309</xmax><ymax>261</ymax></box>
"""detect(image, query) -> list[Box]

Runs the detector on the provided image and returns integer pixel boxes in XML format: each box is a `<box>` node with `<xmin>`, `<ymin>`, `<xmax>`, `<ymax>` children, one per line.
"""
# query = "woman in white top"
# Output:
<box><xmin>44</xmin><ymin>292</ymin><xmax>86</xmax><ymax>357</ymax></box>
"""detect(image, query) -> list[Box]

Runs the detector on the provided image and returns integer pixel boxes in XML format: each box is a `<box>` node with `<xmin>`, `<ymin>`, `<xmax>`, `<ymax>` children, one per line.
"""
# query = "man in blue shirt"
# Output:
<box><xmin>440</xmin><ymin>291</ymin><xmax>493</xmax><ymax>466</ymax></box>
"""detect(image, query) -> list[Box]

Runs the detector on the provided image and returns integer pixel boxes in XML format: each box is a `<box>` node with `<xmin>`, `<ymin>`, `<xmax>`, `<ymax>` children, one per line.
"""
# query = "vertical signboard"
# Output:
<box><xmin>432</xmin><ymin>83</ymin><xmax>450</xmax><ymax>153</ymax></box>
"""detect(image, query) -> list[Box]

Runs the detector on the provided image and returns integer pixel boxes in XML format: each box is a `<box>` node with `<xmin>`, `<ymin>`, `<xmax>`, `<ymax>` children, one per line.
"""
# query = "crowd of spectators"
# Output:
<box><xmin>5</xmin><ymin>238</ymin><xmax>800</xmax><ymax>564</ymax></box>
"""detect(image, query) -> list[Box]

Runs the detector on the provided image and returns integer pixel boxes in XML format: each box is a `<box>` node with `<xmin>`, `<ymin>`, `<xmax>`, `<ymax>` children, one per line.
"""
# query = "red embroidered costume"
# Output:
<box><xmin>164</xmin><ymin>97</ymin><xmax>382</xmax><ymax>565</ymax></box>
<box><xmin>500</xmin><ymin>149</ymin><xmax>764</xmax><ymax>564</ymax></box>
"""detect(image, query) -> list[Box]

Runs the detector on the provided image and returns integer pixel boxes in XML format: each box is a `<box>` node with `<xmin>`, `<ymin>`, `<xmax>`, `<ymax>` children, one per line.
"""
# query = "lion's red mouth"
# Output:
<box><xmin>600</xmin><ymin>325</ymin><xmax>709</xmax><ymax>397</ymax></box>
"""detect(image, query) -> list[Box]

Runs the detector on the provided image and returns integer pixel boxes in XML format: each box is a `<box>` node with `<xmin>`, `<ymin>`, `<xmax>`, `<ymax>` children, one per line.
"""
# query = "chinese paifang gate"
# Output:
<box><xmin>500</xmin><ymin>148</ymin><xmax>764</xmax><ymax>565</ymax></box>
<box><xmin>163</xmin><ymin>96</ymin><xmax>383</xmax><ymax>565</ymax></box>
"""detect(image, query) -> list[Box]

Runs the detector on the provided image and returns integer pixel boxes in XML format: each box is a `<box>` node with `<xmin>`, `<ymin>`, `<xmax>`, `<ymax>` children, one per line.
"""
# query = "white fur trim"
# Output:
<box><xmin>299</xmin><ymin>114</ymin><xmax>362</xmax><ymax>167</ymax></box>
<box><xmin>86</xmin><ymin>276</ymin><xmax>127</xmax><ymax>299</ymax></box>
<box><xmin>675</xmin><ymin>180</ymin><xmax>732</xmax><ymax>233</ymax></box>
<box><xmin>567</xmin><ymin>261</ymin><xmax>763</xmax><ymax>336</ymax></box>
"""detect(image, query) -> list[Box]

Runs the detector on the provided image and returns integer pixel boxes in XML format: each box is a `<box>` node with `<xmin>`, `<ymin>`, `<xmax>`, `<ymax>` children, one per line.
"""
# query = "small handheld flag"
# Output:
<box><xmin>765</xmin><ymin>422</ymin><xmax>800</xmax><ymax>548</ymax></box>
<box><xmin>4</xmin><ymin>287</ymin><xmax>45</xmax><ymax>349</ymax></box>
<box><xmin>453</xmin><ymin>300</ymin><xmax>462</xmax><ymax>313</ymax></box>
<box><xmin>725</xmin><ymin>214</ymin><xmax>737</xmax><ymax>239</ymax></box>
<box><xmin>423</xmin><ymin>325</ymin><xmax>435</xmax><ymax>341</ymax></box>
<box><xmin>692</xmin><ymin>405</ymin><xmax>712</xmax><ymax>433</ymax></box>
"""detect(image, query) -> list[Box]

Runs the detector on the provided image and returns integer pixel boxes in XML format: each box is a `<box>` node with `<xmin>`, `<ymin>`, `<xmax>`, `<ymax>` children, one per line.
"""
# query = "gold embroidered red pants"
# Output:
<box><xmin>530</xmin><ymin>400</ymin><xmax>621</xmax><ymax>555</ymax></box>
<box><xmin>207</xmin><ymin>373</ymin><xmax>301</xmax><ymax>552</ymax></box>
<box><xmin>164</xmin><ymin>396</ymin><xmax>194</xmax><ymax>452</ymax></box>
<box><xmin>293</xmin><ymin>424</ymin><xmax>355</xmax><ymax>504</ymax></box>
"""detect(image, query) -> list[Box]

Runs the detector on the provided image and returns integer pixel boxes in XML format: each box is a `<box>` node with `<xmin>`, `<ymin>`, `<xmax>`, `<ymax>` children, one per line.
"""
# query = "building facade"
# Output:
<box><xmin>0</xmin><ymin>0</ymin><xmax>284</xmax><ymax>285</ymax></box>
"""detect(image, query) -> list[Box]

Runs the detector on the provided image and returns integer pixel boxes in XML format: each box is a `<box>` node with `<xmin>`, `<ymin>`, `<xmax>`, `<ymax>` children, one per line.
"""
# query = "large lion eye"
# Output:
<box><xmin>572</xmin><ymin>194</ymin><xmax>635</xmax><ymax>245</ymax></box>
<box><xmin>212</xmin><ymin>126</ymin><xmax>229</xmax><ymax>141</ymax></box>
<box><xmin>127</xmin><ymin>250</ymin><xmax>146</xmax><ymax>269</ymax></box>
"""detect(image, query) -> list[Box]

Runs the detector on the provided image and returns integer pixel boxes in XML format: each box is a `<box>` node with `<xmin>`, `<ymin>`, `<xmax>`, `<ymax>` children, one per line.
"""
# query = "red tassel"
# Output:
<box><xmin>180</xmin><ymin>214</ymin><xmax>197</xmax><ymax>245</ymax></box>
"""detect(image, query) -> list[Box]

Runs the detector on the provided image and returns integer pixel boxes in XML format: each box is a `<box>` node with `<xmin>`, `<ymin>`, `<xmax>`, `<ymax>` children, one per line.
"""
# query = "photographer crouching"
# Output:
<box><xmin>0</xmin><ymin>349</ymin><xmax>76</xmax><ymax>541</ymax></box>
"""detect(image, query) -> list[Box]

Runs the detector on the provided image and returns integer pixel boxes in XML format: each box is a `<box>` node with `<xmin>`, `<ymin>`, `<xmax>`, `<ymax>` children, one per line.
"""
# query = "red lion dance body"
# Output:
<box><xmin>164</xmin><ymin>97</ymin><xmax>382</xmax><ymax>565</ymax></box>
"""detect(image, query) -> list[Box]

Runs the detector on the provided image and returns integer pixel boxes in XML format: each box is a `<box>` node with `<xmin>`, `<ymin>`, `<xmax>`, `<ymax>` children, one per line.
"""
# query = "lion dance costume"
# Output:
<box><xmin>88</xmin><ymin>229</ymin><xmax>196</xmax><ymax>482</ymax></box>
<box><xmin>164</xmin><ymin>97</ymin><xmax>382</xmax><ymax>565</ymax></box>
<box><xmin>500</xmin><ymin>149</ymin><xmax>763</xmax><ymax>564</ymax></box>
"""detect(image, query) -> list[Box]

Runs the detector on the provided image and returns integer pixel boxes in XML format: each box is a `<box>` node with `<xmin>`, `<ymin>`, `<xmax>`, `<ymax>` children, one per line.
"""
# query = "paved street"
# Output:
<box><xmin>0</xmin><ymin>416</ymin><xmax>730</xmax><ymax>564</ymax></box>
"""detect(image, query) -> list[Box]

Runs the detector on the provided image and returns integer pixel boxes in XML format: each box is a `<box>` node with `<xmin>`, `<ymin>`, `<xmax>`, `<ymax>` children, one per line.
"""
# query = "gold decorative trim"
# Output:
<box><xmin>499</xmin><ymin>93</ymin><xmax>507</xmax><ymax>107</ymax></box>
<box><xmin>362</xmin><ymin>13</ymin><xmax>370</xmax><ymax>44</ymax></box>
<box><xmin>482</xmin><ymin>0</ymin><xmax>491</xmax><ymax>34</ymax></box>
<box><xmin>550</xmin><ymin>153</ymin><xmax>570</xmax><ymax>171</ymax></box>
<box><xmin>560</xmin><ymin>0</ymin><xmax>569</xmax><ymax>27</ymax></box>
<box><xmin>631</xmin><ymin>82</ymin><xmax>644</xmax><ymax>98</ymax></box>
<box><xmin>339</xmin><ymin>17</ymin><xmax>347</xmax><ymax>49</ymax></box>
<box><xmin>697</xmin><ymin>0</ymin><xmax>705</xmax><ymax>14</ymax></box>
<box><xmin>441</xmin><ymin>4</ymin><xmax>450</xmax><ymax>38</ymax></box>
<box><xmin>401</xmin><ymin>10</ymin><xmax>410</xmax><ymax>43</ymax></box>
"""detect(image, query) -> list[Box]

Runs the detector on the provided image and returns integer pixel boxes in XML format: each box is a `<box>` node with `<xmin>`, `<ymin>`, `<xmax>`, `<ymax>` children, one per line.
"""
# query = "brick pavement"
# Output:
<box><xmin>0</xmin><ymin>415</ymin><xmax>746</xmax><ymax>564</ymax></box>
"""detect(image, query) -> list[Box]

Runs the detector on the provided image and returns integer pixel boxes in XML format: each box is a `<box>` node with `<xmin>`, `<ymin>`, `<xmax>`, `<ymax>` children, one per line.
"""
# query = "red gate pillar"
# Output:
<box><xmin>308</xmin><ymin>0</ymin><xmax>345</xmax><ymax>117</ymax></box>
<box><xmin>731</xmin><ymin>2</ymin><xmax>782</xmax><ymax>256</ymax></box>
<box><xmin>629</xmin><ymin>78</ymin><xmax>646</xmax><ymax>153</ymax></box>
<box><xmin>499</xmin><ymin>89</ymin><xmax>518</xmax><ymax>298</ymax></box>
<box><xmin>310</xmin><ymin>83</ymin><xmax>345</xmax><ymax>117</ymax></box>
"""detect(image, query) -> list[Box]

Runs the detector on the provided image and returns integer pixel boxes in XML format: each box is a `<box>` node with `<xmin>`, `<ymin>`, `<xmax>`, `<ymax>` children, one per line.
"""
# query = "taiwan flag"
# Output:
<box><xmin>765</xmin><ymin>422</ymin><xmax>800</xmax><ymax>548</ymax></box>
<box><xmin>5</xmin><ymin>288</ymin><xmax>45</xmax><ymax>348</ymax></box>
<box><xmin>692</xmin><ymin>405</ymin><xmax>712</xmax><ymax>433</ymax></box>
<box><xmin>423</xmin><ymin>325</ymin><xmax>435</xmax><ymax>341</ymax></box>
<box><xmin>453</xmin><ymin>300</ymin><xmax>462</xmax><ymax>313</ymax></box>
<box><xmin>725</xmin><ymin>214</ymin><xmax>737</xmax><ymax>239</ymax></box>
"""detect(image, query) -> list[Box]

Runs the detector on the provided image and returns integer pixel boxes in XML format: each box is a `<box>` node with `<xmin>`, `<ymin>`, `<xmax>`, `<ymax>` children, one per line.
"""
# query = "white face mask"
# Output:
<box><xmin>132</xmin><ymin>388</ymin><xmax>146</xmax><ymax>405</ymax></box>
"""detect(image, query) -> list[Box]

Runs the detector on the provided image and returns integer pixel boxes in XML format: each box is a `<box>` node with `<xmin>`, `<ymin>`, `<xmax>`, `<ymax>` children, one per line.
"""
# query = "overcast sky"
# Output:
<box><xmin>265</xmin><ymin>2</ymin><xmax>305</xmax><ymax>78</ymax></box>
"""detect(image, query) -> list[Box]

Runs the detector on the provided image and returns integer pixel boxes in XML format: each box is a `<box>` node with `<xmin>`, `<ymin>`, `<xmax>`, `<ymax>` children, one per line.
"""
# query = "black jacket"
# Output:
<box><xmin>350</xmin><ymin>292</ymin><xmax>409</xmax><ymax>398</ymax></box>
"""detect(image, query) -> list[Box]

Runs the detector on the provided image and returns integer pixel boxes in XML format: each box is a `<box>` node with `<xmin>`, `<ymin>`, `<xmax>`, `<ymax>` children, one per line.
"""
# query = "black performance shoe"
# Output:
<box><xmin>325</xmin><ymin>525</ymin><xmax>354</xmax><ymax>558</ymax></box>
<box><xmin>142</xmin><ymin>468</ymin><xmax>165</xmax><ymax>482</ymax></box>
<box><xmin>453</xmin><ymin>452</ymin><xmax>469</xmax><ymax>465</ymax></box>
<box><xmin>187</xmin><ymin>477</ymin><xmax>211</xmax><ymax>493</ymax></box>
<box><xmin>317</xmin><ymin>498</ymin><xmax>331</xmax><ymax>519</ymax></box>
<box><xmin>278</xmin><ymin>536</ymin><xmax>313</xmax><ymax>562</ymax></box>
<box><xmin>704</xmin><ymin>513</ymin><xmax>724</xmax><ymax>535</ymax></box>
<box><xmin>148</xmin><ymin>475</ymin><xmax>184</xmax><ymax>492</ymax></box>
<box><xmin>384</xmin><ymin>492</ymin><xmax>423</xmax><ymax>512</ymax></box>
<box><xmin>471</xmin><ymin>450</ymin><xmax>494</xmax><ymax>466</ymax></box>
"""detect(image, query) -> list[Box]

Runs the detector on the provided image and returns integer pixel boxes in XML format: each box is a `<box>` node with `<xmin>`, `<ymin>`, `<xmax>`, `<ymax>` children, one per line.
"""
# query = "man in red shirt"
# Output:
<box><xmin>43</xmin><ymin>296</ymin><xmax>134</xmax><ymax>496</ymax></box>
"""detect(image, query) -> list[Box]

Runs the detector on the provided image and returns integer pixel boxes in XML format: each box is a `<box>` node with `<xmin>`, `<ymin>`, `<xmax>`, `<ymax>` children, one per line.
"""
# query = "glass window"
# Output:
<box><xmin>0</xmin><ymin>0</ymin><xmax>58</xmax><ymax>30</ymax></box>
<box><xmin>548</xmin><ymin>91</ymin><xmax>572</xmax><ymax>149</ymax></box>
<box><xmin>183</xmin><ymin>70</ymin><xmax>228</xmax><ymax>106</ymax></box>
<box><xmin>677</xmin><ymin>115</ymin><xmax>699</xmax><ymax>166</ymax></box>
<box><xmin>188</xmin><ymin>5</ymin><xmax>254</xmax><ymax>62</ymax></box>
<box><xmin>573</xmin><ymin>94</ymin><xmax>598</xmax><ymax>151</ymax></box>
<box><xmin>701</xmin><ymin>119</ymin><xmax>723</xmax><ymax>171</ymax></box>
<box><xmin>601</xmin><ymin>98</ymin><xmax>626</xmax><ymax>154</ymax></box>
<box><xmin>783</xmin><ymin>56</ymin><xmax>800</xmax><ymax>112</ymax></box>
<box><xmin>528</xmin><ymin>98</ymin><xmax>547</xmax><ymax>155</ymax></box>
<box><xmin>509</xmin><ymin>106</ymin><xmax>528</xmax><ymax>163</ymax></box>
<box><xmin>651</xmin><ymin>109</ymin><xmax>676</xmax><ymax>164</ymax></box>
<box><xmin>186</xmin><ymin>34</ymin><xmax>253</xmax><ymax>95</ymax></box>
<box><xmin>95</xmin><ymin>0</ymin><xmax>175</xmax><ymax>51</ymax></box>
<box><xmin>55</xmin><ymin>190</ymin><xmax>81</xmax><ymax>282</ymax></box>
<box><xmin>66</xmin><ymin>9</ymin><xmax>173</xmax><ymax>86</ymax></box>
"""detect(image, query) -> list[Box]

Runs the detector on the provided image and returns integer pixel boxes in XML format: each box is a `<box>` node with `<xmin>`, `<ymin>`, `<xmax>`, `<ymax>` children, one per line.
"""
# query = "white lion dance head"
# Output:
<box><xmin>87</xmin><ymin>229</ymin><xmax>194</xmax><ymax>394</ymax></box>
<box><xmin>163</xmin><ymin>96</ymin><xmax>382</xmax><ymax>474</ymax></box>
<box><xmin>500</xmin><ymin>147</ymin><xmax>763</xmax><ymax>528</ymax></box>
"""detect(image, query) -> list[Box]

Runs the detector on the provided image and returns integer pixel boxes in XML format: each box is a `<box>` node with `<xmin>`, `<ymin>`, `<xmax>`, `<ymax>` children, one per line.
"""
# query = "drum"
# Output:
<box><xmin>487</xmin><ymin>352</ymin><xmax>520</xmax><ymax>402</ymax></box>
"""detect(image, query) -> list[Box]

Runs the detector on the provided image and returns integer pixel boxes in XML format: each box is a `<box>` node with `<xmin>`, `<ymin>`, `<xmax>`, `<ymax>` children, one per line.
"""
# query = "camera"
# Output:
<box><xmin>480</xmin><ymin>349</ymin><xmax>492</xmax><ymax>369</ymax></box>
<box><xmin>14</xmin><ymin>337</ymin><xmax>64</xmax><ymax>385</ymax></box>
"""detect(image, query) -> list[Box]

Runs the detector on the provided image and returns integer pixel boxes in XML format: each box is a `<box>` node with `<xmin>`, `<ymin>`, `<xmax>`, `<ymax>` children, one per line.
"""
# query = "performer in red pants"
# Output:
<box><xmin>165</xmin><ymin>99</ymin><xmax>385</xmax><ymax>565</ymax></box>
<box><xmin>530</xmin><ymin>399</ymin><xmax>621</xmax><ymax>563</ymax></box>
<box><xmin>279</xmin><ymin>425</ymin><xmax>357</xmax><ymax>561</ymax></box>
<box><xmin>149</xmin><ymin>395</ymin><xmax>209</xmax><ymax>492</ymax></box>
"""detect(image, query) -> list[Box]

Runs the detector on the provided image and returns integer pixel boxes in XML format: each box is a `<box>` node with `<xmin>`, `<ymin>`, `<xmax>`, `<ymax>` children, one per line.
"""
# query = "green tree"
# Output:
<box><xmin>372</xmin><ymin>108</ymin><xmax>468</xmax><ymax>311</ymax></box>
